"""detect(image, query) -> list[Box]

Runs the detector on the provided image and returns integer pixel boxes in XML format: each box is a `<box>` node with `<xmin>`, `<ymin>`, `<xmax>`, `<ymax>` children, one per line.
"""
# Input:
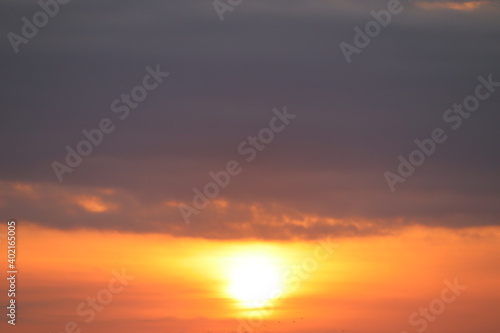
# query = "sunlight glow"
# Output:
<box><xmin>227</xmin><ymin>254</ymin><xmax>282</xmax><ymax>308</ymax></box>
<box><xmin>416</xmin><ymin>1</ymin><xmax>488</xmax><ymax>11</ymax></box>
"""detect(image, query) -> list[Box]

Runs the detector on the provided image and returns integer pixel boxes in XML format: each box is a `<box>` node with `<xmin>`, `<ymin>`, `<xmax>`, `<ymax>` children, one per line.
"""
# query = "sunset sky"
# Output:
<box><xmin>1</xmin><ymin>0</ymin><xmax>500</xmax><ymax>333</ymax></box>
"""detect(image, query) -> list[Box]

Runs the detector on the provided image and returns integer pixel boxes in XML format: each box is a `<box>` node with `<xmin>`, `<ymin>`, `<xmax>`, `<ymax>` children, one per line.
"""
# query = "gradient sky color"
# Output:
<box><xmin>1</xmin><ymin>0</ymin><xmax>499</xmax><ymax>332</ymax></box>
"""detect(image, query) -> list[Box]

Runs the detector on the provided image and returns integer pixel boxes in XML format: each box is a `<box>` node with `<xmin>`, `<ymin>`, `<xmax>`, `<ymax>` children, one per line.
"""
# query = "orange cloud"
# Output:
<box><xmin>416</xmin><ymin>1</ymin><xmax>489</xmax><ymax>11</ymax></box>
<box><xmin>75</xmin><ymin>195</ymin><xmax>116</xmax><ymax>213</ymax></box>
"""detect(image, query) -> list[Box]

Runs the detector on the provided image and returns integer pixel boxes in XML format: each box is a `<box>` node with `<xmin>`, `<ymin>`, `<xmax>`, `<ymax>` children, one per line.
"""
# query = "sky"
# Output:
<box><xmin>0</xmin><ymin>0</ymin><xmax>499</xmax><ymax>332</ymax></box>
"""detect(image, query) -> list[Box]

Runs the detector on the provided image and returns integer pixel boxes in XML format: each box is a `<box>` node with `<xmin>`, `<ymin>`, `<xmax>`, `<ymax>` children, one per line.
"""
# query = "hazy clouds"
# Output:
<box><xmin>1</xmin><ymin>0</ymin><xmax>499</xmax><ymax>238</ymax></box>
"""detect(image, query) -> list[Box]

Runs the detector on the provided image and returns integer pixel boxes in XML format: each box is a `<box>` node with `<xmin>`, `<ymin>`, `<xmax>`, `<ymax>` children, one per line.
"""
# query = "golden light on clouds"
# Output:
<box><xmin>416</xmin><ymin>1</ymin><xmax>489</xmax><ymax>11</ymax></box>
<box><xmin>13</xmin><ymin>182</ymin><xmax>37</xmax><ymax>195</ymax></box>
<box><xmin>75</xmin><ymin>195</ymin><xmax>115</xmax><ymax>213</ymax></box>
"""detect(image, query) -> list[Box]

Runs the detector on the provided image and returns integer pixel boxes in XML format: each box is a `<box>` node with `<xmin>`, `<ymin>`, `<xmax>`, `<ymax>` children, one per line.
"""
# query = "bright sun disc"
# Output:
<box><xmin>228</xmin><ymin>255</ymin><xmax>281</xmax><ymax>307</ymax></box>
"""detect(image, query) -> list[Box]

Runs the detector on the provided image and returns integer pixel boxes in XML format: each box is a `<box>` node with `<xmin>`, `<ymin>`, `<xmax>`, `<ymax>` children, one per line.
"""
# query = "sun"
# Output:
<box><xmin>227</xmin><ymin>254</ymin><xmax>282</xmax><ymax>308</ymax></box>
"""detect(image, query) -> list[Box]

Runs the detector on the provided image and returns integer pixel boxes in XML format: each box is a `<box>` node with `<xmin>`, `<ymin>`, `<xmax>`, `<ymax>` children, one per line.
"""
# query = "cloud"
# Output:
<box><xmin>416</xmin><ymin>1</ymin><xmax>490</xmax><ymax>11</ymax></box>
<box><xmin>1</xmin><ymin>172</ymin><xmax>499</xmax><ymax>240</ymax></box>
<box><xmin>1</xmin><ymin>0</ymin><xmax>500</xmax><ymax>239</ymax></box>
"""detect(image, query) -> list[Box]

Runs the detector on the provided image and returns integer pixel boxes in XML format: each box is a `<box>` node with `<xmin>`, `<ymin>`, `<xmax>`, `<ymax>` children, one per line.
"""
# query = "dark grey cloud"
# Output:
<box><xmin>1</xmin><ymin>0</ymin><xmax>499</xmax><ymax>238</ymax></box>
